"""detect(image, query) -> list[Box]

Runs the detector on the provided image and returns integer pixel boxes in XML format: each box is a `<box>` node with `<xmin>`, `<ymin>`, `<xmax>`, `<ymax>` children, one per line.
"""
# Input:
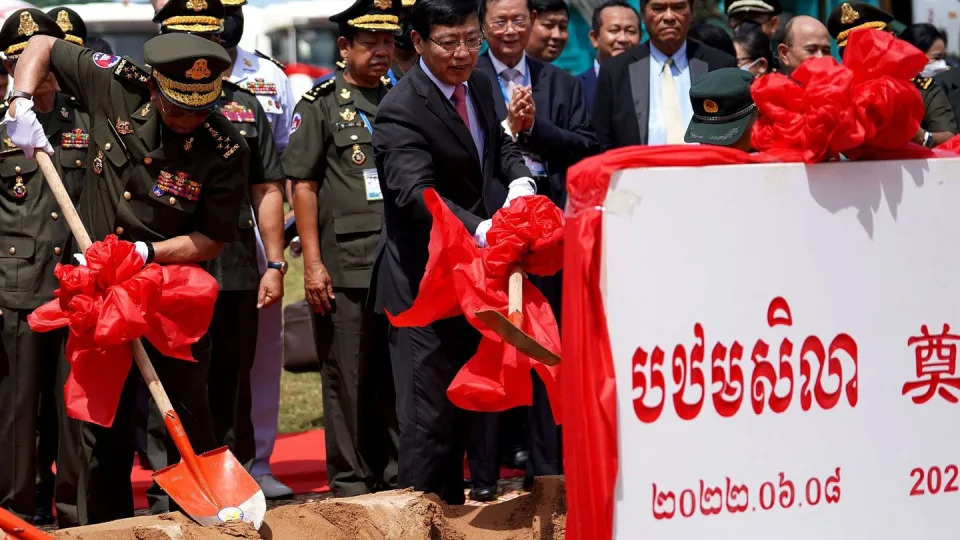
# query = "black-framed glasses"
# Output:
<box><xmin>429</xmin><ymin>36</ymin><xmax>485</xmax><ymax>53</ymax></box>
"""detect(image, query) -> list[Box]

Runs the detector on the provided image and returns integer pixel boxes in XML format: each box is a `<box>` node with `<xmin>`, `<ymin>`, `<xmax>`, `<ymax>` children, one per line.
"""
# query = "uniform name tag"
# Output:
<box><xmin>363</xmin><ymin>168</ymin><xmax>383</xmax><ymax>201</ymax></box>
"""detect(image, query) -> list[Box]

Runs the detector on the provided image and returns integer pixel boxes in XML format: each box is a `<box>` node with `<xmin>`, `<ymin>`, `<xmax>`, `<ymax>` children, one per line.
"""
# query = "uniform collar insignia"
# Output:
<box><xmin>340</xmin><ymin>108</ymin><xmax>357</xmax><ymax>122</ymax></box>
<box><xmin>60</xmin><ymin>106</ymin><xmax>70</xmax><ymax>119</ymax></box>
<box><xmin>115</xmin><ymin>118</ymin><xmax>133</xmax><ymax>135</ymax></box>
<box><xmin>243</xmin><ymin>57</ymin><xmax>253</xmax><ymax>68</ymax></box>
<box><xmin>340</xmin><ymin>88</ymin><xmax>351</xmax><ymax>100</ymax></box>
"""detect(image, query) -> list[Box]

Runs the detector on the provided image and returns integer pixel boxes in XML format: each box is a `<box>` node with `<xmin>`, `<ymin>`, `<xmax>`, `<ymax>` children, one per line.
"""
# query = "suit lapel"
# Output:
<box><xmin>629</xmin><ymin>43</ymin><xmax>651</xmax><ymax>145</ymax></box>
<box><xmin>687</xmin><ymin>41</ymin><xmax>709</xmax><ymax>83</ymax></box>
<box><xmin>477</xmin><ymin>53</ymin><xmax>507</xmax><ymax>120</ymax></box>
<box><xmin>411</xmin><ymin>65</ymin><xmax>481</xmax><ymax>168</ymax></box>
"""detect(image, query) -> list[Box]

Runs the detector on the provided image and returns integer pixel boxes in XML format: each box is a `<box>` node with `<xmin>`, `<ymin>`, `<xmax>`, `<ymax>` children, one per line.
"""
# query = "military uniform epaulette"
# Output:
<box><xmin>913</xmin><ymin>75</ymin><xmax>933</xmax><ymax>91</ymax></box>
<box><xmin>202</xmin><ymin>115</ymin><xmax>245</xmax><ymax>160</ymax></box>
<box><xmin>254</xmin><ymin>49</ymin><xmax>285</xmax><ymax>70</ymax></box>
<box><xmin>113</xmin><ymin>57</ymin><xmax>150</xmax><ymax>86</ymax></box>
<box><xmin>302</xmin><ymin>77</ymin><xmax>336</xmax><ymax>103</ymax></box>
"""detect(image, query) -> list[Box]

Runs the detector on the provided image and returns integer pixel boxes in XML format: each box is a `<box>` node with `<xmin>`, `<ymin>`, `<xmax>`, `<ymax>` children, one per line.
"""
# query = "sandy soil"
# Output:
<box><xmin>51</xmin><ymin>476</ymin><xmax>566</xmax><ymax>540</ymax></box>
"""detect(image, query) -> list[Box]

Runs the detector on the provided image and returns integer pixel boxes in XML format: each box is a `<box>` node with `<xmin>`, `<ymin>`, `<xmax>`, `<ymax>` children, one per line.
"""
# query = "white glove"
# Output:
<box><xmin>133</xmin><ymin>241</ymin><xmax>149</xmax><ymax>266</ymax></box>
<box><xmin>289</xmin><ymin>236</ymin><xmax>302</xmax><ymax>258</ymax></box>
<box><xmin>73</xmin><ymin>253</ymin><xmax>86</xmax><ymax>266</ymax></box>
<box><xmin>2</xmin><ymin>99</ymin><xmax>53</xmax><ymax>158</ymax></box>
<box><xmin>475</xmin><ymin>219</ymin><xmax>492</xmax><ymax>248</ymax></box>
<box><xmin>502</xmin><ymin>177</ymin><xmax>537</xmax><ymax>208</ymax></box>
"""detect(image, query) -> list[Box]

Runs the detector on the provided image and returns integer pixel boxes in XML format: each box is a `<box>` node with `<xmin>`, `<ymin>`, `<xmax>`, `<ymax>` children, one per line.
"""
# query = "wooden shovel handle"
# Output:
<box><xmin>508</xmin><ymin>266</ymin><xmax>523</xmax><ymax>325</ymax></box>
<box><xmin>35</xmin><ymin>152</ymin><xmax>174</xmax><ymax>414</ymax></box>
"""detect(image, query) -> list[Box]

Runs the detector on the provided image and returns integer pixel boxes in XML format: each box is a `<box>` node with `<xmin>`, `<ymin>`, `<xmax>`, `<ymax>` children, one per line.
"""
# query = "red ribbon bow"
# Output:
<box><xmin>28</xmin><ymin>235</ymin><xmax>218</xmax><ymax>427</ymax></box>
<box><xmin>387</xmin><ymin>190</ymin><xmax>563</xmax><ymax>422</ymax></box>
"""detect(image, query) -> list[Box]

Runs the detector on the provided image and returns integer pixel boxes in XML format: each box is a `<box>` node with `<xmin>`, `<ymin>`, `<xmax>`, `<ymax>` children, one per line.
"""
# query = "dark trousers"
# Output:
<box><xmin>467</xmin><ymin>371</ymin><xmax>563</xmax><ymax>488</ymax></box>
<box><xmin>389</xmin><ymin>316</ymin><xmax>480</xmax><ymax>505</ymax></box>
<box><xmin>315</xmin><ymin>288</ymin><xmax>397</xmax><ymax>496</ymax></box>
<box><xmin>62</xmin><ymin>337</ymin><xmax>216</xmax><ymax>523</ymax></box>
<box><xmin>0</xmin><ymin>309</ymin><xmax>63</xmax><ymax>519</ymax></box>
<box><xmin>54</xmin><ymin>350</ymin><xmax>82</xmax><ymax>528</ymax></box>
<box><xmin>207</xmin><ymin>290</ymin><xmax>258</xmax><ymax>469</ymax></box>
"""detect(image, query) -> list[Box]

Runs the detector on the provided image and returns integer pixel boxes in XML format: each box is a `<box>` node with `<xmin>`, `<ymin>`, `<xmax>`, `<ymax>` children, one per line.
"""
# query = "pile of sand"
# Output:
<box><xmin>52</xmin><ymin>476</ymin><xmax>566</xmax><ymax>540</ymax></box>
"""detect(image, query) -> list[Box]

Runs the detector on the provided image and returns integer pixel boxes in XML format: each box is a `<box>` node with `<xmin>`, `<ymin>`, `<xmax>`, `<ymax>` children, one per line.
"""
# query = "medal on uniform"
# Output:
<box><xmin>93</xmin><ymin>150</ymin><xmax>104</xmax><ymax>175</ymax></box>
<box><xmin>115</xmin><ymin>118</ymin><xmax>133</xmax><ymax>135</ymax></box>
<box><xmin>351</xmin><ymin>144</ymin><xmax>366</xmax><ymax>165</ymax></box>
<box><xmin>184</xmin><ymin>137</ymin><xmax>194</xmax><ymax>151</ymax></box>
<box><xmin>60</xmin><ymin>106</ymin><xmax>69</xmax><ymax>119</ymax></box>
<box><xmin>13</xmin><ymin>176</ymin><xmax>26</xmax><ymax>199</ymax></box>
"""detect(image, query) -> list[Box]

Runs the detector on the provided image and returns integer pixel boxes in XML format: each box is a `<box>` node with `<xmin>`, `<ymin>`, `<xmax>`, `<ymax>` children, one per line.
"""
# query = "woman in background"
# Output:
<box><xmin>733</xmin><ymin>22</ymin><xmax>774</xmax><ymax>78</ymax></box>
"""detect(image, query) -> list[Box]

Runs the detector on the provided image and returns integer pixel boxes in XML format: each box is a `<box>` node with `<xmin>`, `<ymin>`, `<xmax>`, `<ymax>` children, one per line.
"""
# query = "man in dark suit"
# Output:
<box><xmin>371</xmin><ymin>0</ymin><xmax>535</xmax><ymax>505</ymax></box>
<box><xmin>593</xmin><ymin>0</ymin><xmax>736</xmax><ymax>150</ymax></box>
<box><xmin>578</xmin><ymin>0</ymin><xmax>641</xmax><ymax>109</ymax></box>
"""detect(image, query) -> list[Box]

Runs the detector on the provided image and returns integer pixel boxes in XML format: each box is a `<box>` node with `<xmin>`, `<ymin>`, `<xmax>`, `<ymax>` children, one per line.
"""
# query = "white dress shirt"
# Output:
<box><xmin>420</xmin><ymin>58</ymin><xmax>484</xmax><ymax>162</ymax></box>
<box><xmin>228</xmin><ymin>47</ymin><xmax>296</xmax><ymax>152</ymax></box>
<box><xmin>647</xmin><ymin>41</ymin><xmax>694</xmax><ymax>146</ymax></box>
<box><xmin>488</xmin><ymin>52</ymin><xmax>535</xmax><ymax>139</ymax></box>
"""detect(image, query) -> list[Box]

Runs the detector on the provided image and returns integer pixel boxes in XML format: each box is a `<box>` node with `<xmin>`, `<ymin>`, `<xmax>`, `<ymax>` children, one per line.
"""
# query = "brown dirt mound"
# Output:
<box><xmin>52</xmin><ymin>476</ymin><xmax>566</xmax><ymax>540</ymax></box>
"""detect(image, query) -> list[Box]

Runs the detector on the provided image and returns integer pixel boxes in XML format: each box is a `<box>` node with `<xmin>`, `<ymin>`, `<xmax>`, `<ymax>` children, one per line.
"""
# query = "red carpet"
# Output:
<box><xmin>131</xmin><ymin>429</ymin><xmax>524</xmax><ymax>509</ymax></box>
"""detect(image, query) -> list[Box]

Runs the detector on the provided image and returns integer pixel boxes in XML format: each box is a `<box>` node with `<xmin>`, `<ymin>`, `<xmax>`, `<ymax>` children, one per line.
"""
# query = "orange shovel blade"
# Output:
<box><xmin>153</xmin><ymin>446</ymin><xmax>266</xmax><ymax>529</ymax></box>
<box><xmin>0</xmin><ymin>507</ymin><xmax>51</xmax><ymax>540</ymax></box>
<box><xmin>475</xmin><ymin>308</ymin><xmax>561</xmax><ymax>365</ymax></box>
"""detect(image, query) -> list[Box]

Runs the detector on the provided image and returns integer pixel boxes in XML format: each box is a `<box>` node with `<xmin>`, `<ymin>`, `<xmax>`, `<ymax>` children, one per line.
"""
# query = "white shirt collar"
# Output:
<box><xmin>489</xmin><ymin>51</ymin><xmax>528</xmax><ymax>77</ymax></box>
<box><xmin>419</xmin><ymin>57</ymin><xmax>467</xmax><ymax>100</ymax></box>
<box><xmin>593</xmin><ymin>58</ymin><xmax>600</xmax><ymax>75</ymax></box>
<box><xmin>650</xmin><ymin>41</ymin><xmax>689</xmax><ymax>70</ymax></box>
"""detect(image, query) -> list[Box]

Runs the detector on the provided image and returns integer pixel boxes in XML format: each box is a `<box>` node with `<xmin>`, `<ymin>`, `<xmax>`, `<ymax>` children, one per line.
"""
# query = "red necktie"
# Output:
<box><xmin>452</xmin><ymin>83</ymin><xmax>471</xmax><ymax>131</ymax></box>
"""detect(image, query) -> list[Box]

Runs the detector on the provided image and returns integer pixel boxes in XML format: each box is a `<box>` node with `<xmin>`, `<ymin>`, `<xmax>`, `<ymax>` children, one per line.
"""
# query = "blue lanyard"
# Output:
<box><xmin>357</xmin><ymin>110</ymin><xmax>373</xmax><ymax>135</ymax></box>
<box><xmin>387</xmin><ymin>68</ymin><xmax>397</xmax><ymax>85</ymax></box>
<box><xmin>496</xmin><ymin>60</ymin><xmax>530</xmax><ymax>103</ymax></box>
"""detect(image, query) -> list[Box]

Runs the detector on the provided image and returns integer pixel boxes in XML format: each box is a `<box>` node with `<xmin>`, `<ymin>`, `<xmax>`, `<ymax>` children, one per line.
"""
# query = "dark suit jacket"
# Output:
<box><xmin>475</xmin><ymin>52</ymin><xmax>598</xmax><ymax>207</ymax></box>
<box><xmin>934</xmin><ymin>69</ymin><xmax>960</xmax><ymax>133</ymax></box>
<box><xmin>577</xmin><ymin>65</ymin><xmax>598</xmax><ymax>111</ymax></box>
<box><xmin>371</xmin><ymin>63</ymin><xmax>531</xmax><ymax>315</ymax></box>
<box><xmin>593</xmin><ymin>40</ymin><xmax>736</xmax><ymax>150</ymax></box>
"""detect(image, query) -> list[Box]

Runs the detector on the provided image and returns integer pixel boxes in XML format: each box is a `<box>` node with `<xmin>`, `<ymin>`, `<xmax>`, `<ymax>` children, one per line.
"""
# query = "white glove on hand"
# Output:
<box><xmin>133</xmin><ymin>241</ymin><xmax>149</xmax><ymax>266</ymax></box>
<box><xmin>502</xmin><ymin>177</ymin><xmax>537</xmax><ymax>208</ymax></box>
<box><xmin>2</xmin><ymin>99</ymin><xmax>53</xmax><ymax>158</ymax></box>
<box><xmin>289</xmin><ymin>236</ymin><xmax>303</xmax><ymax>258</ymax></box>
<box><xmin>475</xmin><ymin>219</ymin><xmax>492</xmax><ymax>248</ymax></box>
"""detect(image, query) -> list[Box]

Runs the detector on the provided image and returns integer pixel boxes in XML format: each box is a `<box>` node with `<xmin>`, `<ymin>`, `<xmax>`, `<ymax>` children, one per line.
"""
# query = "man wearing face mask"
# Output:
<box><xmin>220</xmin><ymin>0</ymin><xmax>298</xmax><ymax>500</ymax></box>
<box><xmin>4</xmin><ymin>31</ymin><xmax>248</xmax><ymax>524</ymax></box>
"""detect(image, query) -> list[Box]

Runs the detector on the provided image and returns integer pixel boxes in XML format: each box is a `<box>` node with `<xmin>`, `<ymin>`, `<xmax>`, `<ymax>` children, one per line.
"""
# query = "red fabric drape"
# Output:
<box><xmin>386</xmin><ymin>190</ymin><xmax>564</xmax><ymax>420</ymax></box>
<box><xmin>28</xmin><ymin>235</ymin><xmax>218</xmax><ymax>427</ymax></box>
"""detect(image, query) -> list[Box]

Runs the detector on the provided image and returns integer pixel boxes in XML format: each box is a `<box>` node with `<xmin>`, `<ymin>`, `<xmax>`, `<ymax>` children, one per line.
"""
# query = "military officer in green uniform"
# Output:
<box><xmin>828</xmin><ymin>1</ymin><xmax>957</xmax><ymax>148</ymax></box>
<box><xmin>5</xmin><ymin>31</ymin><xmax>249</xmax><ymax>523</ymax></box>
<box><xmin>0</xmin><ymin>9</ymin><xmax>88</xmax><ymax>526</ymax></box>
<box><xmin>152</xmin><ymin>0</ymin><xmax>286</xmax><ymax>493</ymax></box>
<box><xmin>287</xmin><ymin>0</ymin><xmax>398</xmax><ymax>497</ymax></box>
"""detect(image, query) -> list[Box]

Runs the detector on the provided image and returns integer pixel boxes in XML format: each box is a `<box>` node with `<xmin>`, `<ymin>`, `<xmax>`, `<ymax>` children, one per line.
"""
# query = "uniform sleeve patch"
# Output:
<box><xmin>290</xmin><ymin>112</ymin><xmax>302</xmax><ymax>134</ymax></box>
<box><xmin>92</xmin><ymin>52</ymin><xmax>121</xmax><ymax>69</ymax></box>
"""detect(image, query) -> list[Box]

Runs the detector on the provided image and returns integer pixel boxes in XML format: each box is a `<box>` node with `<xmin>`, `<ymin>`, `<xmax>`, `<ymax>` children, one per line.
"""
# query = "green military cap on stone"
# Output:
<box><xmin>154</xmin><ymin>0</ymin><xmax>224</xmax><ymax>34</ymax></box>
<box><xmin>0</xmin><ymin>9</ymin><xmax>65</xmax><ymax>61</ymax></box>
<box><xmin>48</xmin><ymin>7</ymin><xmax>86</xmax><ymax>46</ymax></box>
<box><xmin>330</xmin><ymin>0</ymin><xmax>403</xmax><ymax>34</ymax></box>
<box><xmin>144</xmin><ymin>33</ymin><xmax>231</xmax><ymax>109</ymax></box>
<box><xmin>726</xmin><ymin>0</ymin><xmax>782</xmax><ymax>16</ymax></box>
<box><xmin>685</xmin><ymin>67</ymin><xmax>756</xmax><ymax>146</ymax></box>
<box><xmin>827</xmin><ymin>2</ymin><xmax>893</xmax><ymax>48</ymax></box>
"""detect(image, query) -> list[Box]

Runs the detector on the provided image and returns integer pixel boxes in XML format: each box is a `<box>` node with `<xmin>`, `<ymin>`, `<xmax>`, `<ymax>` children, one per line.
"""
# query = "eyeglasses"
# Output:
<box><xmin>488</xmin><ymin>17</ymin><xmax>529</xmax><ymax>30</ymax></box>
<box><xmin>429</xmin><ymin>36</ymin><xmax>485</xmax><ymax>53</ymax></box>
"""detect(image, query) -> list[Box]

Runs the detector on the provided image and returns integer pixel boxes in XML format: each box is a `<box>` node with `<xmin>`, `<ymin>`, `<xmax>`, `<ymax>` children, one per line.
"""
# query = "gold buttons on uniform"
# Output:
<box><xmin>115</xmin><ymin>227</ymin><xmax>124</xmax><ymax>235</ymax></box>
<box><xmin>8</xmin><ymin>247</ymin><xmax>14</xmax><ymax>255</ymax></box>
<box><xmin>248</xmin><ymin>219</ymin><xmax>253</xmax><ymax>227</ymax></box>
<box><xmin>123</xmin><ymin>191</ymin><xmax>132</xmax><ymax>201</ymax></box>
<box><xmin>240</xmin><ymin>130</ymin><xmax>247</xmax><ymax>136</ymax></box>
<box><xmin>169</xmin><ymin>197</ymin><xmax>177</xmax><ymax>205</ymax></box>
<box><xmin>14</xmin><ymin>166</ymin><xmax>21</xmax><ymax>173</ymax></box>
<box><xmin>51</xmin><ymin>212</ymin><xmax>58</xmax><ymax>220</ymax></box>
<box><xmin>54</xmin><ymin>247</ymin><xmax>61</xmax><ymax>255</ymax></box>
<box><xmin>104</xmin><ymin>143</ymin><xmax>112</xmax><ymax>151</ymax></box>
<box><xmin>143</xmin><ymin>157</ymin><xmax>152</xmax><ymax>165</ymax></box>
<box><xmin>75</xmin><ymin>160</ymin><xmax>82</xmax><ymax>167</ymax></box>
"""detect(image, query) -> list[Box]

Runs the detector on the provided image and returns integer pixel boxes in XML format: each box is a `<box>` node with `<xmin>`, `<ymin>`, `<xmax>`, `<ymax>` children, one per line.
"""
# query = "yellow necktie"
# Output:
<box><xmin>661</xmin><ymin>58</ymin><xmax>684</xmax><ymax>144</ymax></box>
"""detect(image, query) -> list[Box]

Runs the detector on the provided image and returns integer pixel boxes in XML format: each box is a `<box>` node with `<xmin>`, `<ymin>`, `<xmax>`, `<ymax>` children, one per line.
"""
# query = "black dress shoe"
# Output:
<box><xmin>469</xmin><ymin>485</ymin><xmax>498</xmax><ymax>502</ymax></box>
<box><xmin>503</xmin><ymin>449</ymin><xmax>529</xmax><ymax>470</ymax></box>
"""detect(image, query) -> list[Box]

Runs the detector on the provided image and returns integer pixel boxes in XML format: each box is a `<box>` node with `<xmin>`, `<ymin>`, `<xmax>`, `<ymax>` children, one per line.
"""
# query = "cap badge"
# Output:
<box><xmin>703</xmin><ymin>99</ymin><xmax>719</xmax><ymax>114</ymax></box>
<box><xmin>56</xmin><ymin>10</ymin><xmax>73</xmax><ymax>32</ymax></box>
<box><xmin>186</xmin><ymin>59</ymin><xmax>212</xmax><ymax>80</ymax></box>
<box><xmin>840</xmin><ymin>3</ymin><xmax>860</xmax><ymax>24</ymax></box>
<box><xmin>340</xmin><ymin>108</ymin><xmax>357</xmax><ymax>122</ymax></box>
<box><xmin>186</xmin><ymin>0</ymin><xmax>208</xmax><ymax>12</ymax></box>
<box><xmin>340</xmin><ymin>88</ymin><xmax>351</xmax><ymax>100</ymax></box>
<box><xmin>18</xmin><ymin>12</ymin><xmax>39</xmax><ymax>37</ymax></box>
<box><xmin>374</xmin><ymin>0</ymin><xmax>392</xmax><ymax>9</ymax></box>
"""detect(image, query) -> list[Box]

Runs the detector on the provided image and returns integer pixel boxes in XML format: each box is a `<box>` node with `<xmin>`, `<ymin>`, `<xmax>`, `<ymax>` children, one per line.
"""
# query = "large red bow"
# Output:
<box><xmin>28</xmin><ymin>235</ymin><xmax>218</xmax><ymax>427</ymax></box>
<box><xmin>387</xmin><ymin>190</ymin><xmax>563</xmax><ymax>422</ymax></box>
<box><xmin>751</xmin><ymin>29</ymin><xmax>929</xmax><ymax>162</ymax></box>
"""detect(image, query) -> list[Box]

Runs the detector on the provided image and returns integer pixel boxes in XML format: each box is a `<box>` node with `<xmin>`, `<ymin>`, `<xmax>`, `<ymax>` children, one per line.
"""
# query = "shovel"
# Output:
<box><xmin>0</xmin><ymin>507</ymin><xmax>52</xmax><ymax>540</ymax></box>
<box><xmin>475</xmin><ymin>266</ymin><xmax>561</xmax><ymax>365</ymax></box>
<box><xmin>35</xmin><ymin>152</ymin><xmax>266</xmax><ymax>529</ymax></box>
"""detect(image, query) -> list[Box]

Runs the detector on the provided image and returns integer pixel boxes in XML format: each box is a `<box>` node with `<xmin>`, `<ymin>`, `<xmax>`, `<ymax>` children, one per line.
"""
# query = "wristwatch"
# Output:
<box><xmin>6</xmin><ymin>90</ymin><xmax>32</xmax><ymax>105</ymax></box>
<box><xmin>267</xmin><ymin>260</ymin><xmax>288</xmax><ymax>275</ymax></box>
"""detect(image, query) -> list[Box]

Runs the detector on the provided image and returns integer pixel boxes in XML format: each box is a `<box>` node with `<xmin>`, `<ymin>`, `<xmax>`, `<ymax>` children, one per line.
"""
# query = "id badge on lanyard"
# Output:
<box><xmin>356</xmin><ymin>110</ymin><xmax>383</xmax><ymax>201</ymax></box>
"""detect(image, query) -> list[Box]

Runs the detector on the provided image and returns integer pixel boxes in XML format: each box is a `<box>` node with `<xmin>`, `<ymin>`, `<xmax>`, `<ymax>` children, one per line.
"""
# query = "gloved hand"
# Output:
<box><xmin>1</xmin><ymin>99</ymin><xmax>53</xmax><ymax>158</ymax></box>
<box><xmin>502</xmin><ymin>177</ymin><xmax>537</xmax><ymax>208</ymax></box>
<box><xmin>74</xmin><ymin>241</ymin><xmax>149</xmax><ymax>267</ymax></box>
<box><xmin>73</xmin><ymin>253</ymin><xmax>87</xmax><ymax>266</ymax></box>
<box><xmin>475</xmin><ymin>219</ymin><xmax>492</xmax><ymax>248</ymax></box>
